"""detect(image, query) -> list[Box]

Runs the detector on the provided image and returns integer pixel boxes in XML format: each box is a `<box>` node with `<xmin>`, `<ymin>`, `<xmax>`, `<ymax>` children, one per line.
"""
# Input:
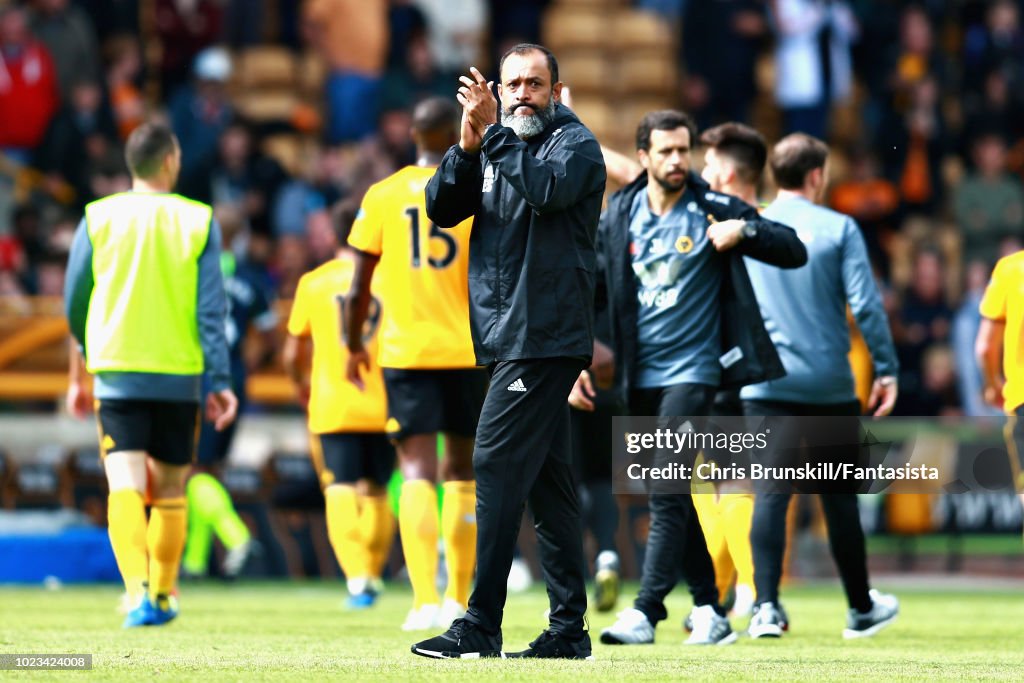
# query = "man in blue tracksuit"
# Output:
<box><xmin>742</xmin><ymin>133</ymin><xmax>900</xmax><ymax>640</ymax></box>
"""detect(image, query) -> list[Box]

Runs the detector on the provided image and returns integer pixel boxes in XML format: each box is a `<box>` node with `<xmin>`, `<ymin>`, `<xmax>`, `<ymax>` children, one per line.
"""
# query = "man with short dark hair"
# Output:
<box><xmin>345</xmin><ymin>96</ymin><xmax>484</xmax><ymax>631</ymax></box>
<box><xmin>65</xmin><ymin>121</ymin><xmax>237</xmax><ymax>627</ymax></box>
<box><xmin>688</xmin><ymin>121</ymin><xmax>770</xmax><ymax>620</ymax></box>
<box><xmin>412</xmin><ymin>43</ymin><xmax>606</xmax><ymax>660</ymax></box>
<box><xmin>743</xmin><ymin>133</ymin><xmax>900</xmax><ymax>640</ymax></box>
<box><xmin>589</xmin><ymin>109</ymin><xmax>806</xmax><ymax>647</ymax></box>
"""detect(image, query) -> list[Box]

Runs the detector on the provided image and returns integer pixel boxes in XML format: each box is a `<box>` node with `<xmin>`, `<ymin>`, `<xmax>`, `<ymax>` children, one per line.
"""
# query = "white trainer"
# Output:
<box><xmin>599</xmin><ymin>607</ymin><xmax>655</xmax><ymax>645</ymax></box>
<box><xmin>685</xmin><ymin>604</ymin><xmax>737</xmax><ymax>645</ymax></box>
<box><xmin>401</xmin><ymin>603</ymin><xmax>440</xmax><ymax>631</ymax></box>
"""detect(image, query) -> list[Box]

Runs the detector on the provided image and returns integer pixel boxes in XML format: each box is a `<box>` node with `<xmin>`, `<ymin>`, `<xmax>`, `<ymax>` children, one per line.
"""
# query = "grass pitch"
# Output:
<box><xmin>2</xmin><ymin>580</ymin><xmax>1023</xmax><ymax>681</ymax></box>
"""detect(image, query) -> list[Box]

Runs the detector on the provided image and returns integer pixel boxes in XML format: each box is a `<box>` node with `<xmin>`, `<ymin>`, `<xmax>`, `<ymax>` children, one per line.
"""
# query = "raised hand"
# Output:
<box><xmin>456</xmin><ymin>66</ymin><xmax>497</xmax><ymax>151</ymax></box>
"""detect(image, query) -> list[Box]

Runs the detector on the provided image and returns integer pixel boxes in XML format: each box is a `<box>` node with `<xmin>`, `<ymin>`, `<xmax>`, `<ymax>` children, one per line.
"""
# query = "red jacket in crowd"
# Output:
<box><xmin>0</xmin><ymin>42</ymin><xmax>59</xmax><ymax>150</ymax></box>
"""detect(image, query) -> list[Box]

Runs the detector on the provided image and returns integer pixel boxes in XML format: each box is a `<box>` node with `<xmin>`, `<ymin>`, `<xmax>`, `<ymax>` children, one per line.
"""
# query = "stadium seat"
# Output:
<box><xmin>565</xmin><ymin>95</ymin><xmax>614</xmax><ymax>134</ymax></box>
<box><xmin>611</xmin><ymin>9</ymin><xmax>676</xmax><ymax>53</ymax></box>
<box><xmin>232</xmin><ymin>46</ymin><xmax>298</xmax><ymax>92</ymax></box>
<box><xmin>618</xmin><ymin>54</ymin><xmax>679</xmax><ymax>95</ymax></box>
<box><xmin>542</xmin><ymin>8</ymin><xmax>610</xmax><ymax>52</ymax></box>
<box><xmin>233</xmin><ymin>92</ymin><xmax>300</xmax><ymax>124</ymax></box>
<box><xmin>557</xmin><ymin>51</ymin><xmax>608</xmax><ymax>95</ymax></box>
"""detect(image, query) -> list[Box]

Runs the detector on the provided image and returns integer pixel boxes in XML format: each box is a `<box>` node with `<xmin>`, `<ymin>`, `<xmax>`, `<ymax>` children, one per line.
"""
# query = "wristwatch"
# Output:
<box><xmin>877</xmin><ymin>376</ymin><xmax>897</xmax><ymax>387</ymax></box>
<box><xmin>741</xmin><ymin>221</ymin><xmax>757</xmax><ymax>240</ymax></box>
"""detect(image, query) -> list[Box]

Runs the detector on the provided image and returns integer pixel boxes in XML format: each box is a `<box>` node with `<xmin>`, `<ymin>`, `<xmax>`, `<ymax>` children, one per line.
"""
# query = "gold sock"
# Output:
<box><xmin>325</xmin><ymin>485</ymin><xmax>371</xmax><ymax>584</ymax></box>
<box><xmin>721</xmin><ymin>493</ymin><xmax>755</xmax><ymax>590</ymax></box>
<box><xmin>694</xmin><ymin>492</ymin><xmax>734</xmax><ymax>603</ymax></box>
<box><xmin>360</xmin><ymin>494</ymin><xmax>394</xmax><ymax>579</ymax></box>
<box><xmin>107</xmin><ymin>488</ymin><xmax>148</xmax><ymax>600</ymax></box>
<box><xmin>147</xmin><ymin>497</ymin><xmax>187</xmax><ymax>600</ymax></box>
<box><xmin>441</xmin><ymin>480</ymin><xmax>476</xmax><ymax>606</ymax></box>
<box><xmin>399</xmin><ymin>480</ymin><xmax>440</xmax><ymax>608</ymax></box>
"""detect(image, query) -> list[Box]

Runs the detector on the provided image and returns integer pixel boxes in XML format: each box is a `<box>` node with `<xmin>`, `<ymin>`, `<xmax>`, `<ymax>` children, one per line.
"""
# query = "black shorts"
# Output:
<box><xmin>382</xmin><ymin>368</ymin><xmax>487</xmax><ymax>441</ymax></box>
<box><xmin>310</xmin><ymin>432</ymin><xmax>395</xmax><ymax>488</ymax></box>
<box><xmin>96</xmin><ymin>398</ymin><xmax>200</xmax><ymax>466</ymax></box>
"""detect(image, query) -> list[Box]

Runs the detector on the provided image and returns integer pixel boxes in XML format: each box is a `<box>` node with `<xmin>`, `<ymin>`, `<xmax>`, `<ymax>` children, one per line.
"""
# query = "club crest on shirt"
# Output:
<box><xmin>675</xmin><ymin>236</ymin><xmax>694</xmax><ymax>254</ymax></box>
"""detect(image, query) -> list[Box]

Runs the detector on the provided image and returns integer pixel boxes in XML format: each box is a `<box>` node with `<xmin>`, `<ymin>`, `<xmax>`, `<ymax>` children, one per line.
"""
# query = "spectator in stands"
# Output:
<box><xmin>961</xmin><ymin>68</ymin><xmax>1024</xmax><ymax>158</ymax></box>
<box><xmin>35</xmin><ymin>79</ymin><xmax>119</xmax><ymax>210</ymax></box>
<box><xmin>302</xmin><ymin>0</ymin><xmax>388</xmax><ymax>143</ymax></box>
<box><xmin>387</xmin><ymin>0</ymin><xmax>428</xmax><ymax>71</ymax></box>
<box><xmin>963</xmin><ymin>0</ymin><xmax>1024</xmax><ymax>98</ymax></box>
<box><xmin>850</xmin><ymin>0</ymin><xmax>901</xmax><ymax>132</ymax></box>
<box><xmin>953</xmin><ymin>260</ymin><xmax>1006</xmax><ymax>416</ymax></box>
<box><xmin>954</xmin><ymin>132</ymin><xmax>1024</xmax><ymax>265</ymax></box>
<box><xmin>414</xmin><ymin>0</ymin><xmax>486</xmax><ymax>75</ymax></box>
<box><xmin>770</xmin><ymin>0</ymin><xmax>858</xmax><ymax>138</ymax></box>
<box><xmin>893</xmin><ymin>248</ymin><xmax>954</xmax><ymax>414</ymax></box>
<box><xmin>272</xmin><ymin>150</ymin><xmax>337</xmax><ymax>238</ymax></box>
<box><xmin>169</xmin><ymin>47</ymin><xmax>235</xmax><ymax>182</ymax></box>
<box><xmin>382</xmin><ymin>34</ymin><xmax>453</xmax><ymax>112</ymax></box>
<box><xmin>903</xmin><ymin>344</ymin><xmax>961</xmax><ymax>416</ymax></box>
<box><xmin>877</xmin><ymin>75</ymin><xmax>946</xmax><ymax>215</ymax></box>
<box><xmin>29</xmin><ymin>0</ymin><xmax>101</xmax><ymax>101</ymax></box>
<box><xmin>9</xmin><ymin>204</ymin><xmax>45</xmax><ymax>293</ymax></box>
<box><xmin>883</xmin><ymin>5</ymin><xmax>949</xmax><ymax>114</ymax></box>
<box><xmin>829</xmin><ymin>145</ymin><xmax>900</xmax><ymax>274</ymax></box>
<box><xmin>74</xmin><ymin>0</ymin><xmax>138</xmax><ymax>45</ymax></box>
<box><xmin>154</xmin><ymin>0</ymin><xmax>224</xmax><ymax>97</ymax></box>
<box><xmin>681</xmin><ymin>0</ymin><xmax>767</xmax><ymax>128</ymax></box>
<box><xmin>104</xmin><ymin>34</ymin><xmax>146</xmax><ymax>141</ymax></box>
<box><xmin>85</xmin><ymin>144</ymin><xmax>130</xmax><ymax>201</ymax></box>
<box><xmin>182</xmin><ymin>119</ymin><xmax>288</xmax><ymax>238</ymax></box>
<box><xmin>34</xmin><ymin>250</ymin><xmax>65</xmax><ymax>297</ymax></box>
<box><xmin>0</xmin><ymin>6</ymin><xmax>59</xmax><ymax>162</ymax></box>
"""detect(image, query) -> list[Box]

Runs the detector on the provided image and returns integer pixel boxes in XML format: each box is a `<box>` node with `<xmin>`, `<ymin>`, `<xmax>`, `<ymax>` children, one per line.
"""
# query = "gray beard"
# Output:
<box><xmin>501</xmin><ymin>100</ymin><xmax>556</xmax><ymax>140</ymax></box>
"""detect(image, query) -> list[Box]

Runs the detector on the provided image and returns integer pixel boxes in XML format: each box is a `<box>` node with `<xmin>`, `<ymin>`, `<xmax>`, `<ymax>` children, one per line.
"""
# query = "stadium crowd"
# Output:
<box><xmin>2</xmin><ymin>0</ymin><xmax>1024</xmax><ymax>420</ymax></box>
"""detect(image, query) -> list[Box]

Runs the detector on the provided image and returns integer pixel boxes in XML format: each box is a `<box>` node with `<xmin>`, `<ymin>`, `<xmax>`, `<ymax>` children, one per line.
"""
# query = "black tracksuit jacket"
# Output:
<box><xmin>426</xmin><ymin>105</ymin><xmax>607</xmax><ymax>365</ymax></box>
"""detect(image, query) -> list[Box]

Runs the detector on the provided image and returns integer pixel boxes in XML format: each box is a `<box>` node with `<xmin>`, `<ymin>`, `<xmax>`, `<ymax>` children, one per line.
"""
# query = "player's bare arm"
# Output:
<box><xmin>343</xmin><ymin>250</ymin><xmax>380</xmax><ymax>390</ymax></box>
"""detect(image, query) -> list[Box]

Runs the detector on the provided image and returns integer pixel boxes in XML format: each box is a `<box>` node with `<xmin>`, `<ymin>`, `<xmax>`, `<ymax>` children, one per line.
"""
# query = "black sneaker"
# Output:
<box><xmin>411</xmin><ymin>618</ymin><xmax>503</xmax><ymax>659</ymax></box>
<box><xmin>507</xmin><ymin>630</ymin><xmax>593</xmax><ymax>660</ymax></box>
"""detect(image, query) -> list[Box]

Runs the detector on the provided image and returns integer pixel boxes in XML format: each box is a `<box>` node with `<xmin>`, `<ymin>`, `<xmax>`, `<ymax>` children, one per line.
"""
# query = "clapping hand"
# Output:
<box><xmin>456</xmin><ymin>67</ymin><xmax>497</xmax><ymax>153</ymax></box>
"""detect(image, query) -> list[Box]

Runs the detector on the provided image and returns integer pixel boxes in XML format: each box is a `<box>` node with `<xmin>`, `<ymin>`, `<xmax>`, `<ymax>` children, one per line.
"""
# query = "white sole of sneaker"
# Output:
<box><xmin>411</xmin><ymin>647</ymin><xmax>505</xmax><ymax>659</ymax></box>
<box><xmin>685</xmin><ymin>631</ymin><xmax>738</xmax><ymax>646</ymax></box>
<box><xmin>842</xmin><ymin>614</ymin><xmax>897</xmax><ymax>640</ymax></box>
<box><xmin>749</xmin><ymin>625</ymin><xmax>783</xmax><ymax>639</ymax></box>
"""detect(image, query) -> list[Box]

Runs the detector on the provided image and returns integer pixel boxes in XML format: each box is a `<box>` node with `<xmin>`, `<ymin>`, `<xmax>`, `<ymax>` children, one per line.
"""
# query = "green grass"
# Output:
<box><xmin>2</xmin><ymin>581</ymin><xmax>1023</xmax><ymax>681</ymax></box>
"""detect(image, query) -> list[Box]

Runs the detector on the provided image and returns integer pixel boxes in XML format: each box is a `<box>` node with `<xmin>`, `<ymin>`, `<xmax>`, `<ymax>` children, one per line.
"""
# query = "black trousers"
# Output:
<box><xmin>464</xmin><ymin>357</ymin><xmax>589</xmax><ymax>637</ymax></box>
<box><xmin>743</xmin><ymin>399</ymin><xmax>872</xmax><ymax>613</ymax></box>
<box><xmin>629</xmin><ymin>382</ymin><xmax>720</xmax><ymax>625</ymax></box>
